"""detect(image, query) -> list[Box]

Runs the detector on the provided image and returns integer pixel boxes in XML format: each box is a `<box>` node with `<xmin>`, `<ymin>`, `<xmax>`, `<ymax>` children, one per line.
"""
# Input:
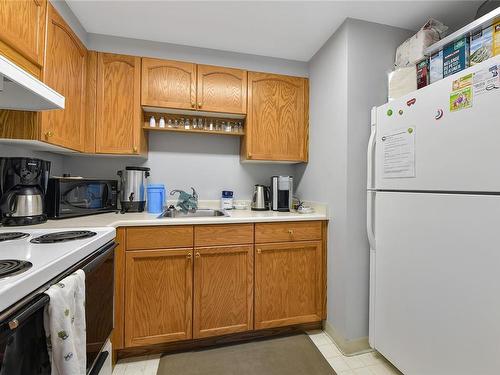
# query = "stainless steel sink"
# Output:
<box><xmin>158</xmin><ymin>208</ymin><xmax>228</xmax><ymax>218</ymax></box>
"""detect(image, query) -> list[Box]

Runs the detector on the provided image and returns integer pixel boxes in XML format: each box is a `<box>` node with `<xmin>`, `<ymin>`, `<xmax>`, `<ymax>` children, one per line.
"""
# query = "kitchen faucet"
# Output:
<box><xmin>170</xmin><ymin>187</ymin><xmax>198</xmax><ymax>213</ymax></box>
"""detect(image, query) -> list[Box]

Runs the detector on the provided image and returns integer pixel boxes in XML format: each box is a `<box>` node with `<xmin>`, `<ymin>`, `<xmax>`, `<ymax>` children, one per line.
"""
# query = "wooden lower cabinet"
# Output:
<box><xmin>193</xmin><ymin>245</ymin><xmax>253</xmax><ymax>339</ymax></box>
<box><xmin>117</xmin><ymin>222</ymin><xmax>326</xmax><ymax>352</ymax></box>
<box><xmin>124</xmin><ymin>248</ymin><xmax>193</xmax><ymax>347</ymax></box>
<box><xmin>254</xmin><ymin>241</ymin><xmax>323</xmax><ymax>329</ymax></box>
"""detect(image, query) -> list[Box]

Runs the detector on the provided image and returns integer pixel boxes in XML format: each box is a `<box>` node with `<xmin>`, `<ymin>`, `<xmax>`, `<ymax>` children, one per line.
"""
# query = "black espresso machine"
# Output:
<box><xmin>0</xmin><ymin>157</ymin><xmax>51</xmax><ymax>226</ymax></box>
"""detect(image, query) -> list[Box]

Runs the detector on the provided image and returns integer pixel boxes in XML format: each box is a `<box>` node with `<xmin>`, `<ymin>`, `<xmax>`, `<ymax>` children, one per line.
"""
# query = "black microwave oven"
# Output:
<box><xmin>46</xmin><ymin>177</ymin><xmax>118</xmax><ymax>219</ymax></box>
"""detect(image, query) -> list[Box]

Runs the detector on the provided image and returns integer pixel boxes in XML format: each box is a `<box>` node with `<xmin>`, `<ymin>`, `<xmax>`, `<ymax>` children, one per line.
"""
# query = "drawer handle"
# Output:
<box><xmin>288</xmin><ymin>229</ymin><xmax>294</xmax><ymax>235</ymax></box>
<box><xmin>45</xmin><ymin>131</ymin><xmax>54</xmax><ymax>138</ymax></box>
<box><xmin>257</xmin><ymin>248</ymin><xmax>262</xmax><ymax>254</ymax></box>
<box><xmin>187</xmin><ymin>252</ymin><xmax>192</xmax><ymax>260</ymax></box>
<box><xmin>195</xmin><ymin>252</ymin><xmax>200</xmax><ymax>258</ymax></box>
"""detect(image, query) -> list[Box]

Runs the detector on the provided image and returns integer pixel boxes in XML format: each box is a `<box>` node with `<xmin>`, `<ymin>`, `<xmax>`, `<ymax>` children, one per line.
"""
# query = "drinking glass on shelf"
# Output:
<box><xmin>167</xmin><ymin>119</ymin><xmax>173</xmax><ymax>128</ymax></box>
<box><xmin>173</xmin><ymin>119</ymin><xmax>179</xmax><ymax>128</ymax></box>
<box><xmin>215</xmin><ymin>121</ymin><xmax>221</xmax><ymax>131</ymax></box>
<box><xmin>185</xmin><ymin>119</ymin><xmax>190</xmax><ymax>129</ymax></box>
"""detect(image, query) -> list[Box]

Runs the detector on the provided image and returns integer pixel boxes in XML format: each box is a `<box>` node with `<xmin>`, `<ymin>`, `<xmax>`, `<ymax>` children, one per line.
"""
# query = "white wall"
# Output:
<box><xmin>63</xmin><ymin>132</ymin><xmax>294</xmax><ymax>200</ymax></box>
<box><xmin>295</xmin><ymin>18</ymin><xmax>412</xmax><ymax>342</ymax></box>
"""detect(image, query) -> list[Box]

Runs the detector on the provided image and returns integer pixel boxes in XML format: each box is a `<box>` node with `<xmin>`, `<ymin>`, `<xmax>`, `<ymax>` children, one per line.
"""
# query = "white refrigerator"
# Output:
<box><xmin>367</xmin><ymin>55</ymin><xmax>500</xmax><ymax>375</ymax></box>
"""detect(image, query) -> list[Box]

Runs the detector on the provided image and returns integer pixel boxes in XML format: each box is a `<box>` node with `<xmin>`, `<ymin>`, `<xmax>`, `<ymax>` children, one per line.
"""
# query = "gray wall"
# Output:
<box><xmin>295</xmin><ymin>18</ymin><xmax>412</xmax><ymax>341</ymax></box>
<box><xmin>87</xmin><ymin>33</ymin><xmax>308</xmax><ymax>77</ymax></box>
<box><xmin>63</xmin><ymin>133</ymin><xmax>294</xmax><ymax>200</ymax></box>
<box><xmin>13</xmin><ymin>1</ymin><xmax>303</xmax><ymax>200</ymax></box>
<box><xmin>0</xmin><ymin>145</ymin><xmax>65</xmax><ymax>176</ymax></box>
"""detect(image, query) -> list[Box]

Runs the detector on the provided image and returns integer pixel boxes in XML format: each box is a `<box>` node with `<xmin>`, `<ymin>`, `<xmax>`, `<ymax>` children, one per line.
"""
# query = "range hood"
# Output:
<box><xmin>0</xmin><ymin>55</ymin><xmax>64</xmax><ymax>111</ymax></box>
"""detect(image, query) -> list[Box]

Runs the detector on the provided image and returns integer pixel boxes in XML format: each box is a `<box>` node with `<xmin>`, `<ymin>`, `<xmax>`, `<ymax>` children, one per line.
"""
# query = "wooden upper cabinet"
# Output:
<box><xmin>125</xmin><ymin>248</ymin><xmax>193</xmax><ymax>347</ymax></box>
<box><xmin>254</xmin><ymin>241</ymin><xmax>323</xmax><ymax>329</ymax></box>
<box><xmin>0</xmin><ymin>0</ymin><xmax>47</xmax><ymax>77</ymax></box>
<box><xmin>41</xmin><ymin>4</ymin><xmax>86</xmax><ymax>151</ymax></box>
<box><xmin>196</xmin><ymin>65</ymin><xmax>247</xmax><ymax>114</ymax></box>
<box><xmin>141</xmin><ymin>58</ymin><xmax>196</xmax><ymax>110</ymax></box>
<box><xmin>96</xmin><ymin>53</ymin><xmax>144</xmax><ymax>155</ymax></box>
<box><xmin>193</xmin><ymin>245</ymin><xmax>253</xmax><ymax>339</ymax></box>
<box><xmin>243</xmin><ymin>72</ymin><xmax>309</xmax><ymax>162</ymax></box>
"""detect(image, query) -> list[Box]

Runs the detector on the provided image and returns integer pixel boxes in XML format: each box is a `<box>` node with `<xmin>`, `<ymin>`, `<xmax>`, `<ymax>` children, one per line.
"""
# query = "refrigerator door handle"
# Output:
<box><xmin>367</xmin><ymin>190</ymin><xmax>376</xmax><ymax>251</ymax></box>
<box><xmin>367</xmin><ymin>107</ymin><xmax>377</xmax><ymax>190</ymax></box>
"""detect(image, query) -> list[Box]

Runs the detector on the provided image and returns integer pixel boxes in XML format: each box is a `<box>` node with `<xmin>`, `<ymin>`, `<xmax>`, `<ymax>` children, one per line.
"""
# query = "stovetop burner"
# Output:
<box><xmin>0</xmin><ymin>232</ymin><xmax>30</xmax><ymax>242</ymax></box>
<box><xmin>0</xmin><ymin>259</ymin><xmax>32</xmax><ymax>278</ymax></box>
<box><xmin>30</xmin><ymin>230</ymin><xmax>97</xmax><ymax>244</ymax></box>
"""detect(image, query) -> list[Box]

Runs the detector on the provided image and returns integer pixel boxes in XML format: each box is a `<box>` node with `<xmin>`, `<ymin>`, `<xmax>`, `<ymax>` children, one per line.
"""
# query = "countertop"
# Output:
<box><xmin>13</xmin><ymin>201</ymin><xmax>328</xmax><ymax>229</ymax></box>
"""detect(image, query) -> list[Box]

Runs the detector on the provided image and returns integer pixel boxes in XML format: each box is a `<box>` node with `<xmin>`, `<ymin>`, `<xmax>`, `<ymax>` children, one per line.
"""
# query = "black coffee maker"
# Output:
<box><xmin>0</xmin><ymin>157</ymin><xmax>51</xmax><ymax>226</ymax></box>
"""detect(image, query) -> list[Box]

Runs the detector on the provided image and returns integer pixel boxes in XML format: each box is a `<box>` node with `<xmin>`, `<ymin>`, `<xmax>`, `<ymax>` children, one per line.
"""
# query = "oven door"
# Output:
<box><xmin>84</xmin><ymin>243</ymin><xmax>114</xmax><ymax>372</ymax></box>
<box><xmin>0</xmin><ymin>295</ymin><xmax>51</xmax><ymax>374</ymax></box>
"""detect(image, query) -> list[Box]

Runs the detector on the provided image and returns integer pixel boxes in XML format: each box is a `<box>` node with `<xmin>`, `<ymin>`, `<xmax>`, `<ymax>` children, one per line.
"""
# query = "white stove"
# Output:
<box><xmin>0</xmin><ymin>226</ymin><xmax>115</xmax><ymax>313</ymax></box>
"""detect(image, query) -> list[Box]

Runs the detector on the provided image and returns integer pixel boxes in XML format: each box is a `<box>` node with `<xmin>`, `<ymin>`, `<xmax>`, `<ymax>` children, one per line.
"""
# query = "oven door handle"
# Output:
<box><xmin>83</xmin><ymin>242</ymin><xmax>117</xmax><ymax>274</ymax></box>
<box><xmin>7</xmin><ymin>294</ymin><xmax>50</xmax><ymax>331</ymax></box>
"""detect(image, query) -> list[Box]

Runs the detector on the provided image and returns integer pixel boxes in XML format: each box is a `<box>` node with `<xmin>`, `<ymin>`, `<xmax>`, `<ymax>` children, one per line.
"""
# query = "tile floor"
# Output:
<box><xmin>112</xmin><ymin>330</ymin><xmax>402</xmax><ymax>375</ymax></box>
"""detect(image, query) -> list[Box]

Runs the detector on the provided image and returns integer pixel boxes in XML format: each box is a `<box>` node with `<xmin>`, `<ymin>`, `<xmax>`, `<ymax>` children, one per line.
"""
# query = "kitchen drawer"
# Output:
<box><xmin>126</xmin><ymin>226</ymin><xmax>193</xmax><ymax>250</ymax></box>
<box><xmin>255</xmin><ymin>221</ymin><xmax>322</xmax><ymax>243</ymax></box>
<box><xmin>194</xmin><ymin>224</ymin><xmax>254</xmax><ymax>247</ymax></box>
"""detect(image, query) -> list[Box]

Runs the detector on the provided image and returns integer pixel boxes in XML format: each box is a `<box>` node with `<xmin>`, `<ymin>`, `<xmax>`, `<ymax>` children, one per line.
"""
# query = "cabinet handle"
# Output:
<box><xmin>45</xmin><ymin>131</ymin><xmax>54</xmax><ymax>138</ymax></box>
<box><xmin>195</xmin><ymin>252</ymin><xmax>200</xmax><ymax>258</ymax></box>
<box><xmin>198</xmin><ymin>102</ymin><xmax>202</xmax><ymax>108</ymax></box>
<box><xmin>191</xmin><ymin>102</ymin><xmax>195</xmax><ymax>108</ymax></box>
<box><xmin>288</xmin><ymin>229</ymin><xmax>294</xmax><ymax>235</ymax></box>
<box><xmin>132</xmin><ymin>146</ymin><xmax>138</xmax><ymax>153</ymax></box>
<box><xmin>257</xmin><ymin>248</ymin><xmax>262</xmax><ymax>254</ymax></box>
<box><xmin>187</xmin><ymin>252</ymin><xmax>192</xmax><ymax>260</ymax></box>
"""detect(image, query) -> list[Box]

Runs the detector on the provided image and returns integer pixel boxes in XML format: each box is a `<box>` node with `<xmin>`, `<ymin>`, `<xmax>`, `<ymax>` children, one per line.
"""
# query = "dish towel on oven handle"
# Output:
<box><xmin>43</xmin><ymin>269</ymin><xmax>86</xmax><ymax>375</ymax></box>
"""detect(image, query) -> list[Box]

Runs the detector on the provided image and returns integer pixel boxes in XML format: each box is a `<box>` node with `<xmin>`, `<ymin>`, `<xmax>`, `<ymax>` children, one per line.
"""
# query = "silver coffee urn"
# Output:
<box><xmin>117</xmin><ymin>166</ymin><xmax>150</xmax><ymax>212</ymax></box>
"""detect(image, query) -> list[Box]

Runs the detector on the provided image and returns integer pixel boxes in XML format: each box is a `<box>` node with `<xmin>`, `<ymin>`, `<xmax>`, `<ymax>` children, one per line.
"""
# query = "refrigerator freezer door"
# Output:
<box><xmin>374</xmin><ymin>191</ymin><xmax>500</xmax><ymax>375</ymax></box>
<box><xmin>375</xmin><ymin>55</ymin><xmax>500</xmax><ymax>192</ymax></box>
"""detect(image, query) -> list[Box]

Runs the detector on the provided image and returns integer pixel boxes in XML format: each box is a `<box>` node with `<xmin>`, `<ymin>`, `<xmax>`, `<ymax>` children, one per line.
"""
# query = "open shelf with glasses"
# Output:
<box><xmin>142</xmin><ymin>112</ymin><xmax>245</xmax><ymax>137</ymax></box>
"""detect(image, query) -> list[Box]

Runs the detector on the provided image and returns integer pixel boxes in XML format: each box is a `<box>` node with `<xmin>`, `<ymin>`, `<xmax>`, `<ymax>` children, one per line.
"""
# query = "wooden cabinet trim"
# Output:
<box><xmin>126</xmin><ymin>225</ymin><xmax>194</xmax><ymax>250</ymax></box>
<box><xmin>41</xmin><ymin>3</ymin><xmax>87</xmax><ymax>151</ymax></box>
<box><xmin>194</xmin><ymin>223</ymin><xmax>253</xmax><ymax>247</ymax></box>
<box><xmin>112</xmin><ymin>228</ymin><xmax>126</xmax><ymax>351</ymax></box>
<box><xmin>193</xmin><ymin>245</ymin><xmax>253</xmax><ymax>339</ymax></box>
<box><xmin>255</xmin><ymin>221</ymin><xmax>322</xmax><ymax>243</ymax></box>
<box><xmin>0</xmin><ymin>0</ymin><xmax>47</xmax><ymax>67</ymax></box>
<box><xmin>254</xmin><ymin>240</ymin><xmax>323</xmax><ymax>330</ymax></box>
<box><xmin>96</xmin><ymin>52</ymin><xmax>142</xmax><ymax>154</ymax></box>
<box><xmin>124</xmin><ymin>248</ymin><xmax>193</xmax><ymax>347</ymax></box>
<box><xmin>244</xmin><ymin>72</ymin><xmax>308</xmax><ymax>162</ymax></box>
<box><xmin>141</xmin><ymin>57</ymin><xmax>196</xmax><ymax>110</ymax></box>
<box><xmin>196</xmin><ymin>64</ymin><xmax>247</xmax><ymax>114</ymax></box>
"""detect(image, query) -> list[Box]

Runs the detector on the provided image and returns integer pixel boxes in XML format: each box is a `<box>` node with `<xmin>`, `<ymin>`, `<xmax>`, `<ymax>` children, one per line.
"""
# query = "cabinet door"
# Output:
<box><xmin>0</xmin><ymin>0</ymin><xmax>46</xmax><ymax>77</ymax></box>
<box><xmin>96</xmin><ymin>53</ymin><xmax>142</xmax><ymax>154</ymax></box>
<box><xmin>141</xmin><ymin>58</ymin><xmax>196</xmax><ymax>110</ymax></box>
<box><xmin>244</xmin><ymin>72</ymin><xmax>308</xmax><ymax>162</ymax></box>
<box><xmin>193</xmin><ymin>245</ymin><xmax>253</xmax><ymax>339</ymax></box>
<box><xmin>41</xmin><ymin>4</ymin><xmax>86</xmax><ymax>151</ymax></box>
<box><xmin>255</xmin><ymin>241</ymin><xmax>322</xmax><ymax>329</ymax></box>
<box><xmin>125</xmin><ymin>248</ymin><xmax>193</xmax><ymax>347</ymax></box>
<box><xmin>196</xmin><ymin>65</ymin><xmax>247</xmax><ymax>114</ymax></box>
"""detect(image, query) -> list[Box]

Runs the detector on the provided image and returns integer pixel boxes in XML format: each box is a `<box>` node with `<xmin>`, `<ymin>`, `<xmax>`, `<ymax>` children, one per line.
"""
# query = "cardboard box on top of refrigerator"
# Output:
<box><xmin>443</xmin><ymin>37</ymin><xmax>469</xmax><ymax>77</ymax></box>
<box><xmin>470</xmin><ymin>26</ymin><xmax>493</xmax><ymax>65</ymax></box>
<box><xmin>494</xmin><ymin>21</ymin><xmax>500</xmax><ymax>56</ymax></box>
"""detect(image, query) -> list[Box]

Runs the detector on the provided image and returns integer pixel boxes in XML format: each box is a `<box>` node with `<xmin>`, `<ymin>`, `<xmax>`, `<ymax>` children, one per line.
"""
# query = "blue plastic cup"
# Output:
<box><xmin>147</xmin><ymin>184</ymin><xmax>166</xmax><ymax>213</ymax></box>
